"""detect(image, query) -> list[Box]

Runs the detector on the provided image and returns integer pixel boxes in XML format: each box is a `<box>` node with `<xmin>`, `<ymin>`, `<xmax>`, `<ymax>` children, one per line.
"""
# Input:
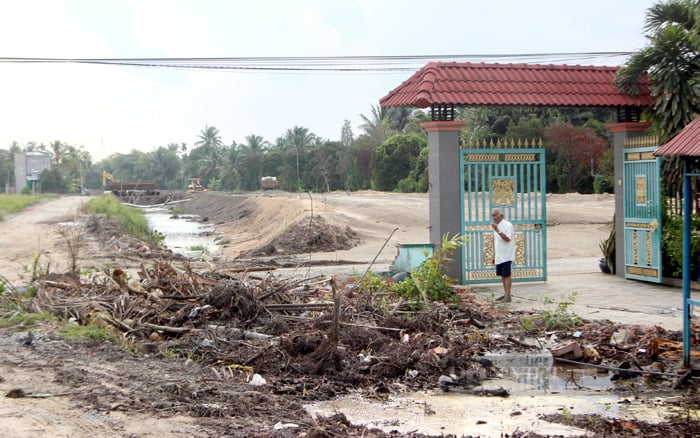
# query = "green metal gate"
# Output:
<box><xmin>460</xmin><ymin>142</ymin><xmax>547</xmax><ymax>283</ymax></box>
<box><xmin>623</xmin><ymin>140</ymin><xmax>662</xmax><ymax>282</ymax></box>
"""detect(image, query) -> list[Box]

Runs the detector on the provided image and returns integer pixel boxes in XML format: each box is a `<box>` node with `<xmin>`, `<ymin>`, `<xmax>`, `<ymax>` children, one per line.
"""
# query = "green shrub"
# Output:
<box><xmin>661</xmin><ymin>200</ymin><xmax>700</xmax><ymax>279</ymax></box>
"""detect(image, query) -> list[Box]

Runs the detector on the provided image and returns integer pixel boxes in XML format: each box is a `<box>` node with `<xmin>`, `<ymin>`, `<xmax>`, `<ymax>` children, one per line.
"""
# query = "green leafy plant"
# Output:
<box><xmin>355</xmin><ymin>271</ymin><xmax>388</xmax><ymax>295</ymax></box>
<box><xmin>391</xmin><ymin>233</ymin><xmax>467</xmax><ymax>303</ymax></box>
<box><xmin>519</xmin><ymin>292</ymin><xmax>580</xmax><ymax>333</ymax></box>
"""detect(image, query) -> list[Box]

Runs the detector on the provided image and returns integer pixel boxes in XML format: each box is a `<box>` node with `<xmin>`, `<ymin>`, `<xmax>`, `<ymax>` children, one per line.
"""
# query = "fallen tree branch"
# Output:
<box><xmin>264</xmin><ymin>303</ymin><xmax>333</xmax><ymax>311</ymax></box>
<box><xmin>553</xmin><ymin>357</ymin><xmax>681</xmax><ymax>378</ymax></box>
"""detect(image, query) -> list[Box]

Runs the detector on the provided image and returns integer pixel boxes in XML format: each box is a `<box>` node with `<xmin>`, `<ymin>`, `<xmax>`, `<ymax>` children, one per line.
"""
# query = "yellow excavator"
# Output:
<box><xmin>102</xmin><ymin>171</ymin><xmax>116</xmax><ymax>188</ymax></box>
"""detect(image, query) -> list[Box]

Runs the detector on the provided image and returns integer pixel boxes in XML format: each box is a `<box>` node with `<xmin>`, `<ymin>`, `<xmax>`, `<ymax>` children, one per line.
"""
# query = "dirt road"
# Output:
<box><xmin>0</xmin><ymin>196</ymin><xmax>91</xmax><ymax>284</ymax></box>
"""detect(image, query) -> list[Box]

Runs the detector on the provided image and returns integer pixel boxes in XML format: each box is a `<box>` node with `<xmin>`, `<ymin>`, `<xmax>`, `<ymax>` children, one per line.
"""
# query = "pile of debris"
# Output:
<box><xmin>4</xmin><ymin>254</ymin><xmax>699</xmax><ymax>436</ymax></box>
<box><xmin>31</xmin><ymin>260</ymin><xmax>501</xmax><ymax>398</ymax></box>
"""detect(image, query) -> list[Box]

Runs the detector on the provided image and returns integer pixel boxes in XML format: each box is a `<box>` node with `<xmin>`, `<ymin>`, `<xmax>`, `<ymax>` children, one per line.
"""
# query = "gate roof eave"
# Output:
<box><xmin>379</xmin><ymin>61</ymin><xmax>654</xmax><ymax>110</ymax></box>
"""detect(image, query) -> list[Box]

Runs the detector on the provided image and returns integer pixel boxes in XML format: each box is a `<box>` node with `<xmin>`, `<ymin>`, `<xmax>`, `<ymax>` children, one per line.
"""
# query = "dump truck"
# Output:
<box><xmin>261</xmin><ymin>176</ymin><xmax>278</xmax><ymax>190</ymax></box>
<box><xmin>102</xmin><ymin>170</ymin><xmax>160</xmax><ymax>197</ymax></box>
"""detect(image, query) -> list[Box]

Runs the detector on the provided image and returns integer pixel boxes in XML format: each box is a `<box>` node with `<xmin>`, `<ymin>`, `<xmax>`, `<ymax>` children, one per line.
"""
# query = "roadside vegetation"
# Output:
<box><xmin>0</xmin><ymin>193</ymin><xmax>56</xmax><ymax>220</ymax></box>
<box><xmin>85</xmin><ymin>195</ymin><xmax>163</xmax><ymax>243</ymax></box>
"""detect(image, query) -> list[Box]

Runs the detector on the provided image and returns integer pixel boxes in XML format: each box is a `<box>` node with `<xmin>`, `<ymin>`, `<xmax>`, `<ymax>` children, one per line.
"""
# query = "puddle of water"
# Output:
<box><xmin>306</xmin><ymin>386</ymin><xmax>676</xmax><ymax>437</ymax></box>
<box><xmin>483</xmin><ymin>351</ymin><xmax>612</xmax><ymax>391</ymax></box>
<box><xmin>306</xmin><ymin>351</ymin><xmax>678</xmax><ymax>436</ymax></box>
<box><xmin>145</xmin><ymin>209</ymin><xmax>220</xmax><ymax>256</ymax></box>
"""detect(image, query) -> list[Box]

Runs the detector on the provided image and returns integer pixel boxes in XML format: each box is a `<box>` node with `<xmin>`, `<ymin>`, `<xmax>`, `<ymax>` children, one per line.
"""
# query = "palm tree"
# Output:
<box><xmin>49</xmin><ymin>140</ymin><xmax>65</xmax><ymax>167</ymax></box>
<box><xmin>195</xmin><ymin>125</ymin><xmax>223</xmax><ymax>155</ymax></box>
<box><xmin>280</xmin><ymin>126</ymin><xmax>316</xmax><ymax>188</ymax></box>
<box><xmin>617</xmin><ymin>0</ymin><xmax>700</xmax><ymax>203</ymax></box>
<box><xmin>192</xmin><ymin>126</ymin><xmax>226</xmax><ymax>184</ymax></box>
<box><xmin>243</xmin><ymin>134</ymin><xmax>269</xmax><ymax>154</ymax></box>
<box><xmin>616</xmin><ymin>0</ymin><xmax>700</xmax><ymax>140</ymax></box>
<box><xmin>359</xmin><ymin>103</ymin><xmax>387</xmax><ymax>144</ymax></box>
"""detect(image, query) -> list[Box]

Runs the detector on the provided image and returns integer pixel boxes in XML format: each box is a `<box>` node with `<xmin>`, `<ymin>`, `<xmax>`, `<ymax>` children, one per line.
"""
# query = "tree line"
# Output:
<box><xmin>1</xmin><ymin>105</ymin><xmax>619</xmax><ymax>196</ymax></box>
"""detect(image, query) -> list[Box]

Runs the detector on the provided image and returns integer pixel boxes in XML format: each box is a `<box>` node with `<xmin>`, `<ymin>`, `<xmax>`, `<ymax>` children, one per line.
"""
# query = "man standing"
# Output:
<box><xmin>491</xmin><ymin>208</ymin><xmax>515</xmax><ymax>302</ymax></box>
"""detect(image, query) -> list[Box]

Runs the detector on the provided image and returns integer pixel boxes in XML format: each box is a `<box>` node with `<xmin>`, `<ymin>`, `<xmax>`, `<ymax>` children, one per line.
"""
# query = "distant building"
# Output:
<box><xmin>14</xmin><ymin>151</ymin><xmax>51</xmax><ymax>193</ymax></box>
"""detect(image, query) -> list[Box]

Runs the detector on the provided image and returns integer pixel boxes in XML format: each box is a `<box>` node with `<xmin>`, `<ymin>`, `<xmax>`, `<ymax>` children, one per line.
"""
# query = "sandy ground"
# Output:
<box><xmin>0</xmin><ymin>191</ymin><xmax>616</xmax><ymax>437</ymax></box>
<box><xmin>0</xmin><ymin>192</ymin><xmax>614</xmax><ymax>284</ymax></box>
<box><xmin>200</xmin><ymin>190</ymin><xmax>613</xmax><ymax>272</ymax></box>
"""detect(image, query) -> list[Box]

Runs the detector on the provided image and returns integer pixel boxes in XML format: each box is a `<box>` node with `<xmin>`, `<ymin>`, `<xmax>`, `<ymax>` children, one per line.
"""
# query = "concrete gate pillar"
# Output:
<box><xmin>606</xmin><ymin>121</ymin><xmax>652</xmax><ymax>277</ymax></box>
<box><xmin>420</xmin><ymin>120</ymin><xmax>466</xmax><ymax>282</ymax></box>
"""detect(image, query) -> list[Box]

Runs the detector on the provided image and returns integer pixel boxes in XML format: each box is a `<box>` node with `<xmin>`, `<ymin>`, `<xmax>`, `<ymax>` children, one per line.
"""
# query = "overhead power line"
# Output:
<box><xmin>0</xmin><ymin>52</ymin><xmax>634</xmax><ymax>72</ymax></box>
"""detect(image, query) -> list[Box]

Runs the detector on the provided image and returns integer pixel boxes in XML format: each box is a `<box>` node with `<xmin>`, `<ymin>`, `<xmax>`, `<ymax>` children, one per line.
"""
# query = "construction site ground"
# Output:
<box><xmin>0</xmin><ymin>191</ymin><xmax>698</xmax><ymax>437</ymax></box>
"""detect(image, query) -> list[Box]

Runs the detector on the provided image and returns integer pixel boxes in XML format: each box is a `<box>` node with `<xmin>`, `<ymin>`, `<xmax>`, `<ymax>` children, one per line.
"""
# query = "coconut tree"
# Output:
<box><xmin>279</xmin><ymin>126</ymin><xmax>316</xmax><ymax>189</ymax></box>
<box><xmin>616</xmin><ymin>0</ymin><xmax>700</xmax><ymax>140</ymax></box>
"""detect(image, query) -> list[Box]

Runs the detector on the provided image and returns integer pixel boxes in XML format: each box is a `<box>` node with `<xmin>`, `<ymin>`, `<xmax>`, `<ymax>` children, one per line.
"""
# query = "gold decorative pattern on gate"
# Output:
<box><xmin>627</xmin><ymin>266</ymin><xmax>658</xmax><ymax>277</ymax></box>
<box><xmin>482</xmin><ymin>231</ymin><xmax>526</xmax><ymax>266</ymax></box>
<box><xmin>633</xmin><ymin>230</ymin><xmax>639</xmax><ymax>265</ymax></box>
<box><xmin>467</xmin><ymin>268</ymin><xmax>542</xmax><ymax>280</ymax></box>
<box><xmin>624</xmin><ymin>136</ymin><xmax>659</xmax><ymax>149</ymax></box>
<box><xmin>636</xmin><ymin>176</ymin><xmax>647</xmax><ymax>205</ymax></box>
<box><xmin>626</xmin><ymin>151</ymin><xmax>657</xmax><ymax>161</ymax></box>
<box><xmin>483</xmin><ymin>233</ymin><xmax>494</xmax><ymax>266</ymax></box>
<box><xmin>515</xmin><ymin>233</ymin><xmax>525</xmax><ymax>265</ymax></box>
<box><xmin>504</xmin><ymin>153</ymin><xmax>536</xmax><ymax>162</ymax></box>
<box><xmin>646</xmin><ymin>232</ymin><xmax>652</xmax><ymax>266</ymax></box>
<box><xmin>492</xmin><ymin>178</ymin><xmax>514</xmax><ymax>206</ymax></box>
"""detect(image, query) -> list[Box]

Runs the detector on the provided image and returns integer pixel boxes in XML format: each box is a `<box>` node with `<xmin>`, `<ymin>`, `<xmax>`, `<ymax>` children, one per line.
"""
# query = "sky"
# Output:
<box><xmin>0</xmin><ymin>0</ymin><xmax>659</xmax><ymax>162</ymax></box>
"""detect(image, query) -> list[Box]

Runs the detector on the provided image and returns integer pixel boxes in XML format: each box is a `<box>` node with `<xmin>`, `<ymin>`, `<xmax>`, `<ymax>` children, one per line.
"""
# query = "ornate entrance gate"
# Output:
<box><xmin>460</xmin><ymin>142</ymin><xmax>547</xmax><ymax>283</ymax></box>
<box><xmin>623</xmin><ymin>139</ymin><xmax>662</xmax><ymax>282</ymax></box>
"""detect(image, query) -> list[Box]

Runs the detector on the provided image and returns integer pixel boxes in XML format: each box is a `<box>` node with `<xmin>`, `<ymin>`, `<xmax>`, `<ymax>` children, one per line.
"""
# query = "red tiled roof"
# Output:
<box><xmin>655</xmin><ymin>118</ymin><xmax>700</xmax><ymax>156</ymax></box>
<box><xmin>379</xmin><ymin>62</ymin><xmax>654</xmax><ymax>109</ymax></box>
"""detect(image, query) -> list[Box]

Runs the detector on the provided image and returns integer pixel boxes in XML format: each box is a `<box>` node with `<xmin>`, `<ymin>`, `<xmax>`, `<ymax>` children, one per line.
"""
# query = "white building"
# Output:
<box><xmin>14</xmin><ymin>151</ymin><xmax>51</xmax><ymax>193</ymax></box>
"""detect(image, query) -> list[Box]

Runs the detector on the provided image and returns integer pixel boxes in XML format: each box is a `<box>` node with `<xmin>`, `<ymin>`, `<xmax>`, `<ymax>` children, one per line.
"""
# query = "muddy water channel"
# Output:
<box><xmin>307</xmin><ymin>351</ymin><xmax>680</xmax><ymax>436</ymax></box>
<box><xmin>145</xmin><ymin>208</ymin><xmax>220</xmax><ymax>257</ymax></box>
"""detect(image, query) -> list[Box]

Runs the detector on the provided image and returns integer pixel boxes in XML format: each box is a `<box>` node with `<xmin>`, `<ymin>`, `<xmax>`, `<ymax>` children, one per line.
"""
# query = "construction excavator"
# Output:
<box><xmin>102</xmin><ymin>171</ymin><xmax>116</xmax><ymax>188</ymax></box>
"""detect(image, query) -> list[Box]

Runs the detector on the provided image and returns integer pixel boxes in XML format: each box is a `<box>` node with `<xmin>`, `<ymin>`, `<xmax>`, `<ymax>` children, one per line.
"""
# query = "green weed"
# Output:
<box><xmin>161</xmin><ymin>347</ymin><xmax>180</xmax><ymax>359</ymax></box>
<box><xmin>0</xmin><ymin>312</ymin><xmax>57</xmax><ymax>329</ymax></box>
<box><xmin>58</xmin><ymin>321</ymin><xmax>116</xmax><ymax>341</ymax></box>
<box><xmin>519</xmin><ymin>292</ymin><xmax>581</xmax><ymax>333</ymax></box>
